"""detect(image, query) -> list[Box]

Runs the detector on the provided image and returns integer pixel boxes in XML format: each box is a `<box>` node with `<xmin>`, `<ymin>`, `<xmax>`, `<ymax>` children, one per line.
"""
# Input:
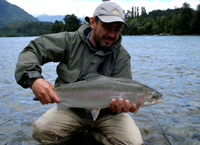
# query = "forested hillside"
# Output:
<box><xmin>0</xmin><ymin>1</ymin><xmax>199</xmax><ymax>36</ymax></box>
<box><xmin>123</xmin><ymin>2</ymin><xmax>200</xmax><ymax>35</ymax></box>
<box><xmin>0</xmin><ymin>21</ymin><xmax>52</xmax><ymax>37</ymax></box>
<box><xmin>0</xmin><ymin>0</ymin><xmax>39</xmax><ymax>27</ymax></box>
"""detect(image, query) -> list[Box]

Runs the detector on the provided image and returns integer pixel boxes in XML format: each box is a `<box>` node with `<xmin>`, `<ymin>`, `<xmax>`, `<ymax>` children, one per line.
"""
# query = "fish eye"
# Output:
<box><xmin>151</xmin><ymin>95</ymin><xmax>158</xmax><ymax>99</ymax></box>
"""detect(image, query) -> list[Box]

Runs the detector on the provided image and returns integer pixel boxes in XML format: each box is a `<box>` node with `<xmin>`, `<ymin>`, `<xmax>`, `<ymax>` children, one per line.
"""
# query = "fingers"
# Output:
<box><xmin>109</xmin><ymin>98</ymin><xmax>124</xmax><ymax>112</ymax></box>
<box><xmin>31</xmin><ymin>78</ymin><xmax>60</xmax><ymax>105</ymax></box>
<box><xmin>109</xmin><ymin>99</ymin><xmax>116</xmax><ymax>112</ymax></box>
<box><xmin>116</xmin><ymin>98</ymin><xmax>123</xmax><ymax>112</ymax></box>
<box><xmin>40</xmin><ymin>88</ymin><xmax>60</xmax><ymax>105</ymax></box>
<box><xmin>36</xmin><ymin>89</ymin><xmax>53</xmax><ymax>105</ymax></box>
<box><xmin>48</xmin><ymin>88</ymin><xmax>60</xmax><ymax>103</ymax></box>
<box><xmin>109</xmin><ymin>98</ymin><xmax>138</xmax><ymax>113</ymax></box>
<box><xmin>122</xmin><ymin>100</ymin><xmax>130</xmax><ymax>112</ymax></box>
<box><xmin>129</xmin><ymin>104</ymin><xmax>138</xmax><ymax>113</ymax></box>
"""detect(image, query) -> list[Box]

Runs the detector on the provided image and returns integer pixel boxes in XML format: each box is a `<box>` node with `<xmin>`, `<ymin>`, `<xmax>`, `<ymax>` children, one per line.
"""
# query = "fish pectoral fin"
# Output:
<box><xmin>133</xmin><ymin>107</ymin><xmax>140</xmax><ymax>116</ymax></box>
<box><xmin>57</xmin><ymin>102</ymin><xmax>68</xmax><ymax>111</ymax></box>
<box><xmin>91</xmin><ymin>108</ymin><xmax>101</xmax><ymax>121</ymax></box>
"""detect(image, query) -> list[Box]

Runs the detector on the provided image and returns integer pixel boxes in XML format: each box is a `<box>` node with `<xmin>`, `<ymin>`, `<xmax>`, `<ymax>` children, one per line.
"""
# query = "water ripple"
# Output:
<box><xmin>0</xmin><ymin>36</ymin><xmax>200</xmax><ymax>144</ymax></box>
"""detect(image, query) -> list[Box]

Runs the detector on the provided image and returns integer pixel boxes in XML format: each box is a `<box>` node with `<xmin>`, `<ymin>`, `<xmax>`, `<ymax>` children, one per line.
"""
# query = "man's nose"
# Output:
<box><xmin>108</xmin><ymin>30</ymin><xmax>115</xmax><ymax>38</ymax></box>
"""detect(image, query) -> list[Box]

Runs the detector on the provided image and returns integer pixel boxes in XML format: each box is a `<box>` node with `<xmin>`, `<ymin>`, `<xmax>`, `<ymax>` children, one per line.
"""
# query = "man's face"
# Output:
<box><xmin>90</xmin><ymin>17</ymin><xmax>123</xmax><ymax>48</ymax></box>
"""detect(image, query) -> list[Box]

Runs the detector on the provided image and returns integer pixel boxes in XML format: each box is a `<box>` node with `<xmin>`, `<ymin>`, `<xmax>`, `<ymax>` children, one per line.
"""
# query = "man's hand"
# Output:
<box><xmin>31</xmin><ymin>78</ymin><xmax>60</xmax><ymax>105</ymax></box>
<box><xmin>109</xmin><ymin>98</ymin><xmax>138</xmax><ymax>113</ymax></box>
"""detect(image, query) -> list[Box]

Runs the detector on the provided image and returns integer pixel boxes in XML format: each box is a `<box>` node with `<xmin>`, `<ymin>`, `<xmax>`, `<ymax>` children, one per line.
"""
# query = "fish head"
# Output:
<box><xmin>134</xmin><ymin>91</ymin><xmax>162</xmax><ymax>115</ymax></box>
<box><xmin>136</xmin><ymin>89</ymin><xmax>162</xmax><ymax>107</ymax></box>
<box><xmin>143</xmin><ymin>90</ymin><xmax>162</xmax><ymax>106</ymax></box>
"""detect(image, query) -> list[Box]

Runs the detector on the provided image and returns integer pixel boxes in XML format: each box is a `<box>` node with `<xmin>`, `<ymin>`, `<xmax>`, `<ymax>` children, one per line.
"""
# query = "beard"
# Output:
<box><xmin>92</xmin><ymin>31</ymin><xmax>114</xmax><ymax>50</ymax></box>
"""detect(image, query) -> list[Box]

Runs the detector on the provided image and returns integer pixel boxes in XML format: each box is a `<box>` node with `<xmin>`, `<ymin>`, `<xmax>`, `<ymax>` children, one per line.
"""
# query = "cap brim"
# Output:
<box><xmin>98</xmin><ymin>15</ymin><xmax>127</xmax><ymax>27</ymax></box>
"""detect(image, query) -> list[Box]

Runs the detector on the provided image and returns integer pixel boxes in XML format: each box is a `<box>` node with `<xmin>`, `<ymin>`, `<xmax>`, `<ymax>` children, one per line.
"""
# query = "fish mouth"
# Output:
<box><xmin>143</xmin><ymin>93</ymin><xmax>162</xmax><ymax>106</ymax></box>
<box><xmin>152</xmin><ymin>98</ymin><xmax>162</xmax><ymax>104</ymax></box>
<box><xmin>143</xmin><ymin>98</ymin><xmax>162</xmax><ymax>106</ymax></box>
<box><xmin>151</xmin><ymin>92</ymin><xmax>162</xmax><ymax>104</ymax></box>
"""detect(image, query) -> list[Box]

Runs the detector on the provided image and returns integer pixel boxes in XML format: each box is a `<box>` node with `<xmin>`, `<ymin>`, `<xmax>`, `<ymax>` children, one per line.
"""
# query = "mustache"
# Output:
<box><xmin>103</xmin><ymin>36</ymin><xmax>115</xmax><ymax>41</ymax></box>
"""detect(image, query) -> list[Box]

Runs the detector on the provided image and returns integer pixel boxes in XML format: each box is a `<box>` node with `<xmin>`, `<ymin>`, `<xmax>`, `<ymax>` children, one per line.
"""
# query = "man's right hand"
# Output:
<box><xmin>31</xmin><ymin>78</ymin><xmax>60</xmax><ymax>105</ymax></box>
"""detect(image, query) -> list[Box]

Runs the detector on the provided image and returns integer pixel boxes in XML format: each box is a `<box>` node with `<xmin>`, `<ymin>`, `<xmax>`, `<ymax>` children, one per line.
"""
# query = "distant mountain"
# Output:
<box><xmin>37</xmin><ymin>14</ymin><xmax>86</xmax><ymax>24</ymax></box>
<box><xmin>36</xmin><ymin>14</ymin><xmax>65</xmax><ymax>23</ymax></box>
<box><xmin>0</xmin><ymin>0</ymin><xmax>39</xmax><ymax>27</ymax></box>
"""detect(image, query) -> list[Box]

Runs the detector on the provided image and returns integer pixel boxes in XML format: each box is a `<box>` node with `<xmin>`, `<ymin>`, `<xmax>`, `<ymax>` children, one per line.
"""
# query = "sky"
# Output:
<box><xmin>6</xmin><ymin>0</ymin><xmax>200</xmax><ymax>17</ymax></box>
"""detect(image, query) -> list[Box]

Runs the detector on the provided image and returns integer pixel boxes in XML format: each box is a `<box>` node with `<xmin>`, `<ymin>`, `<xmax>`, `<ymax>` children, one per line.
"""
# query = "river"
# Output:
<box><xmin>0</xmin><ymin>36</ymin><xmax>199</xmax><ymax>145</ymax></box>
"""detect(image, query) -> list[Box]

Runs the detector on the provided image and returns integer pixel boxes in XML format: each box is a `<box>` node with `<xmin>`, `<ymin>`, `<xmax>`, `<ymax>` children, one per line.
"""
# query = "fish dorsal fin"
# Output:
<box><xmin>82</xmin><ymin>73</ymin><xmax>102</xmax><ymax>80</ymax></box>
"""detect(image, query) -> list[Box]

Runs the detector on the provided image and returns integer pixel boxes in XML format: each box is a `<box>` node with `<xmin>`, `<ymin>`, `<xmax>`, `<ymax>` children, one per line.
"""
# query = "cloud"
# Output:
<box><xmin>114</xmin><ymin>0</ymin><xmax>199</xmax><ymax>13</ymax></box>
<box><xmin>7</xmin><ymin>0</ymin><xmax>200</xmax><ymax>17</ymax></box>
<box><xmin>7</xmin><ymin>0</ymin><xmax>100</xmax><ymax>17</ymax></box>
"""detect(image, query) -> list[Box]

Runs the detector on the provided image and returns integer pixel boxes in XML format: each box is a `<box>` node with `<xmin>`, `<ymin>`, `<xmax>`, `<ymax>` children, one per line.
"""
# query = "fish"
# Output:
<box><xmin>55</xmin><ymin>74</ymin><xmax>162</xmax><ymax>121</ymax></box>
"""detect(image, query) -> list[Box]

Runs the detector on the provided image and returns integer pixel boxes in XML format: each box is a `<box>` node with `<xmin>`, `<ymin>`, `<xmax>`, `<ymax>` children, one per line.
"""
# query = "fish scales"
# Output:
<box><xmin>55</xmin><ymin>74</ymin><xmax>162</xmax><ymax>121</ymax></box>
<box><xmin>55</xmin><ymin>77</ymin><xmax>143</xmax><ymax>93</ymax></box>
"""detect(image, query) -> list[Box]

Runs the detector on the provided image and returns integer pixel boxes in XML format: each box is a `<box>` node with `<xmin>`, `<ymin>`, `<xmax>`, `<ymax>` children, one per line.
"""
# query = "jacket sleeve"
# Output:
<box><xmin>15</xmin><ymin>32</ymin><xmax>68</xmax><ymax>88</ymax></box>
<box><xmin>112</xmin><ymin>46</ymin><xmax>132</xmax><ymax>80</ymax></box>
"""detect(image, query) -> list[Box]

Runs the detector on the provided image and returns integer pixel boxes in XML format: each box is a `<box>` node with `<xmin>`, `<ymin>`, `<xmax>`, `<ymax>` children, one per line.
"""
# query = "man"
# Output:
<box><xmin>15</xmin><ymin>1</ymin><xmax>143</xmax><ymax>145</ymax></box>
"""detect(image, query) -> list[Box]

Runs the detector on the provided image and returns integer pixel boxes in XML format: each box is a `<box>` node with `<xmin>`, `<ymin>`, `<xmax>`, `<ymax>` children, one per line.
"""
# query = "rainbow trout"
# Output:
<box><xmin>55</xmin><ymin>74</ymin><xmax>162</xmax><ymax>121</ymax></box>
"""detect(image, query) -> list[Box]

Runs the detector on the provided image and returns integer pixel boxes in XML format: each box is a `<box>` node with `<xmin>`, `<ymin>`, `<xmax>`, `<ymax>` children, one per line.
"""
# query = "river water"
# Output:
<box><xmin>0</xmin><ymin>36</ymin><xmax>199</xmax><ymax>145</ymax></box>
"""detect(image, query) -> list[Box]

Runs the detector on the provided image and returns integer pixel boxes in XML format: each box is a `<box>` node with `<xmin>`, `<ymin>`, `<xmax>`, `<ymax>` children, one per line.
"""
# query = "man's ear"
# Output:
<box><xmin>90</xmin><ymin>17</ymin><xmax>95</xmax><ymax>29</ymax></box>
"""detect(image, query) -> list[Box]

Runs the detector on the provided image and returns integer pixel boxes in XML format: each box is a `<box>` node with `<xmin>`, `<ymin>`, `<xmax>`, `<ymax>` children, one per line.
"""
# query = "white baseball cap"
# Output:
<box><xmin>86</xmin><ymin>1</ymin><xmax>127</xmax><ymax>27</ymax></box>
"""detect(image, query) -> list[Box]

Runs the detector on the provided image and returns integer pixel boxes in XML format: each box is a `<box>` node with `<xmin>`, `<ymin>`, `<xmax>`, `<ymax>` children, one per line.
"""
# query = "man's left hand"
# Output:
<box><xmin>109</xmin><ymin>98</ymin><xmax>138</xmax><ymax>113</ymax></box>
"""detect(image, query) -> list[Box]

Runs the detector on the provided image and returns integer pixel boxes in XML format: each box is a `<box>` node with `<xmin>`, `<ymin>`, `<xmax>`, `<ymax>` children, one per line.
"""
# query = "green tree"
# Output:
<box><xmin>63</xmin><ymin>14</ymin><xmax>81</xmax><ymax>32</ymax></box>
<box><xmin>151</xmin><ymin>22</ymin><xmax>162</xmax><ymax>34</ymax></box>
<box><xmin>179</xmin><ymin>2</ymin><xmax>194</xmax><ymax>34</ymax></box>
<box><xmin>156</xmin><ymin>16</ymin><xmax>167</xmax><ymax>32</ymax></box>
<box><xmin>50</xmin><ymin>20</ymin><xmax>64</xmax><ymax>33</ymax></box>
<box><xmin>141</xmin><ymin>7</ymin><xmax>147</xmax><ymax>17</ymax></box>
<box><xmin>127</xmin><ymin>19</ymin><xmax>140</xmax><ymax>35</ymax></box>
<box><xmin>191</xmin><ymin>4</ymin><xmax>200</xmax><ymax>34</ymax></box>
<box><xmin>144</xmin><ymin>22</ymin><xmax>152</xmax><ymax>34</ymax></box>
<box><xmin>137</xmin><ymin>26</ymin><xmax>146</xmax><ymax>34</ymax></box>
<box><xmin>168</xmin><ymin>14</ymin><xmax>181</xmax><ymax>34</ymax></box>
